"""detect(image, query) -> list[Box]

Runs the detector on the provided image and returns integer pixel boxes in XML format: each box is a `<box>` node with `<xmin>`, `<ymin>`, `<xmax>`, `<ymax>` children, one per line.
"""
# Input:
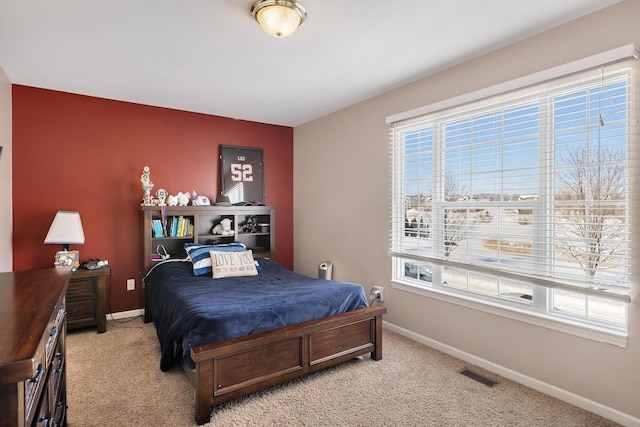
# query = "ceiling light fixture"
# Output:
<box><xmin>251</xmin><ymin>0</ymin><xmax>307</xmax><ymax>38</ymax></box>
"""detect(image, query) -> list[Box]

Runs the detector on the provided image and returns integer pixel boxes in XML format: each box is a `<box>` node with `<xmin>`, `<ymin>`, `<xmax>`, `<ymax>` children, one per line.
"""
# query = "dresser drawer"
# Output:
<box><xmin>45</xmin><ymin>334</ymin><xmax>66</xmax><ymax>427</ymax></box>
<box><xmin>50</xmin><ymin>332</ymin><xmax>65</xmax><ymax>406</ymax></box>
<box><xmin>66</xmin><ymin>279</ymin><xmax>96</xmax><ymax>299</ymax></box>
<box><xmin>66</xmin><ymin>298</ymin><xmax>97</xmax><ymax>326</ymax></box>
<box><xmin>24</xmin><ymin>357</ymin><xmax>46</xmax><ymax>424</ymax></box>
<box><xmin>32</xmin><ymin>376</ymin><xmax>51</xmax><ymax>427</ymax></box>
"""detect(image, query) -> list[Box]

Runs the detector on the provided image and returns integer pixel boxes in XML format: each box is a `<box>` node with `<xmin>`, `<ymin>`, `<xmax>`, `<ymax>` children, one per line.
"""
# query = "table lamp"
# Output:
<box><xmin>44</xmin><ymin>210</ymin><xmax>85</xmax><ymax>255</ymax></box>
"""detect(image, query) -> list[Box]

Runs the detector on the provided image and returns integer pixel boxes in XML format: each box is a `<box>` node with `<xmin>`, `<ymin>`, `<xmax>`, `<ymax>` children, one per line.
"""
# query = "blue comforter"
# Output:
<box><xmin>145</xmin><ymin>259</ymin><xmax>369</xmax><ymax>370</ymax></box>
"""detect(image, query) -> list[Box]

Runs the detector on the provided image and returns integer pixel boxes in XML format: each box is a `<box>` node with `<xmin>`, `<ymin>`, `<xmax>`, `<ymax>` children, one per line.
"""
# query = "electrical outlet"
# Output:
<box><xmin>372</xmin><ymin>285</ymin><xmax>384</xmax><ymax>302</ymax></box>
<box><xmin>127</xmin><ymin>279</ymin><xmax>135</xmax><ymax>291</ymax></box>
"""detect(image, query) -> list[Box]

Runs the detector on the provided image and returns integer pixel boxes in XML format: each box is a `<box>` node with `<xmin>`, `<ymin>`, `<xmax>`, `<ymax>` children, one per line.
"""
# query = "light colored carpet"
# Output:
<box><xmin>65</xmin><ymin>317</ymin><xmax>620</xmax><ymax>427</ymax></box>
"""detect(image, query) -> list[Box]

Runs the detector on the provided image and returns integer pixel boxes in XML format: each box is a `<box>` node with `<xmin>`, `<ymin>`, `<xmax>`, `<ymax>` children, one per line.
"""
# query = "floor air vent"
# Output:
<box><xmin>460</xmin><ymin>369</ymin><xmax>498</xmax><ymax>387</ymax></box>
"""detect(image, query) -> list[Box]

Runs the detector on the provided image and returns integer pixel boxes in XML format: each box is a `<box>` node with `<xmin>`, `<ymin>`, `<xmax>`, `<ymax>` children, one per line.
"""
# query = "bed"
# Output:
<box><xmin>144</xmin><ymin>255</ymin><xmax>386</xmax><ymax>425</ymax></box>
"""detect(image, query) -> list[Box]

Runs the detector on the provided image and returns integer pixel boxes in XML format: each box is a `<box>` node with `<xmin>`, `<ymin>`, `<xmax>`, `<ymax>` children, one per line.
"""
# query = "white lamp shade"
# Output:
<box><xmin>44</xmin><ymin>211</ymin><xmax>85</xmax><ymax>246</ymax></box>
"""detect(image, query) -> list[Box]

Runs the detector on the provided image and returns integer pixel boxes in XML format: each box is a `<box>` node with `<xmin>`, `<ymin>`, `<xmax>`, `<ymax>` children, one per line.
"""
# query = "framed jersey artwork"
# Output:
<box><xmin>220</xmin><ymin>145</ymin><xmax>265</xmax><ymax>205</ymax></box>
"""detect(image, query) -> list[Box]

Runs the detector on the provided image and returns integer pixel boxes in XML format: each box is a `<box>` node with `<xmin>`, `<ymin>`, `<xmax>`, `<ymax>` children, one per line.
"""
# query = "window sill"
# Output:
<box><xmin>391</xmin><ymin>279</ymin><xmax>628</xmax><ymax>348</ymax></box>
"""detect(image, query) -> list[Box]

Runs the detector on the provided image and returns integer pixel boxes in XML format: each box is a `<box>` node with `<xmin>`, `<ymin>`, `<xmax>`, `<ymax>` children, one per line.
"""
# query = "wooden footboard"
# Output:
<box><xmin>189</xmin><ymin>305</ymin><xmax>386</xmax><ymax>425</ymax></box>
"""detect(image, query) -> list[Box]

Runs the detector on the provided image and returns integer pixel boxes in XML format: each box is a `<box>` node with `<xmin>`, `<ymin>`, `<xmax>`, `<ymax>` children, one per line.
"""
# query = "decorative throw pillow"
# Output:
<box><xmin>185</xmin><ymin>242</ymin><xmax>246</xmax><ymax>276</ymax></box>
<box><xmin>209</xmin><ymin>250</ymin><xmax>259</xmax><ymax>279</ymax></box>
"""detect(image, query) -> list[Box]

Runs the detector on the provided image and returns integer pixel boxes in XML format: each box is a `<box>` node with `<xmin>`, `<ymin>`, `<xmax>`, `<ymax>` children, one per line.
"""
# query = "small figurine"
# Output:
<box><xmin>167</xmin><ymin>194</ymin><xmax>178</xmax><ymax>206</ymax></box>
<box><xmin>177</xmin><ymin>191</ymin><xmax>191</xmax><ymax>206</ymax></box>
<box><xmin>156</xmin><ymin>188</ymin><xmax>168</xmax><ymax>206</ymax></box>
<box><xmin>212</xmin><ymin>218</ymin><xmax>234</xmax><ymax>235</ymax></box>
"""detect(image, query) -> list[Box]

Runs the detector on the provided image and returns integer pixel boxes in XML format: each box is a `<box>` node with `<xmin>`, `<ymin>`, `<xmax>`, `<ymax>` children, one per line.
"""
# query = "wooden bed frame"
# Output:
<box><xmin>141</xmin><ymin>206</ymin><xmax>387</xmax><ymax>424</ymax></box>
<box><xmin>145</xmin><ymin>301</ymin><xmax>386</xmax><ymax>425</ymax></box>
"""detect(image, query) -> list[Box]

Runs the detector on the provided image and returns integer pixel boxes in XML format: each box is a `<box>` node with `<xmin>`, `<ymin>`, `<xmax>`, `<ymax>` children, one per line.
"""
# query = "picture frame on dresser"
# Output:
<box><xmin>54</xmin><ymin>249</ymin><xmax>79</xmax><ymax>269</ymax></box>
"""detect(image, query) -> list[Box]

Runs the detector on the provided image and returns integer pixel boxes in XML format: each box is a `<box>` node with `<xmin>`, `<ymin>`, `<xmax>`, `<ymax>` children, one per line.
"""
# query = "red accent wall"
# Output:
<box><xmin>12</xmin><ymin>85</ymin><xmax>293</xmax><ymax>312</ymax></box>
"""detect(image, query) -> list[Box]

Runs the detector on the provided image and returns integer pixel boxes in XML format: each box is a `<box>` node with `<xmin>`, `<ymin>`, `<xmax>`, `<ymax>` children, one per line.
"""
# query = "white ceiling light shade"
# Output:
<box><xmin>251</xmin><ymin>0</ymin><xmax>307</xmax><ymax>38</ymax></box>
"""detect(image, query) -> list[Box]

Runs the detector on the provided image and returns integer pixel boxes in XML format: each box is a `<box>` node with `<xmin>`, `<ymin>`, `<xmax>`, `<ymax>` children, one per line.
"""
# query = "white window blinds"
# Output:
<box><xmin>389</xmin><ymin>46</ymin><xmax>637</xmax><ymax>306</ymax></box>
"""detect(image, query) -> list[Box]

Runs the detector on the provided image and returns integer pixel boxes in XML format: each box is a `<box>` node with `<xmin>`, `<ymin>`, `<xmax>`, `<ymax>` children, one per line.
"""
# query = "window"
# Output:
<box><xmin>389</xmin><ymin>46</ymin><xmax>637</xmax><ymax>341</ymax></box>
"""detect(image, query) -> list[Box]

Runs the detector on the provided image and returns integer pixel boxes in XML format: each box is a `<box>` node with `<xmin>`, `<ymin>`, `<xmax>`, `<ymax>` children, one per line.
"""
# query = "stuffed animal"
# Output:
<box><xmin>212</xmin><ymin>218</ymin><xmax>234</xmax><ymax>235</ymax></box>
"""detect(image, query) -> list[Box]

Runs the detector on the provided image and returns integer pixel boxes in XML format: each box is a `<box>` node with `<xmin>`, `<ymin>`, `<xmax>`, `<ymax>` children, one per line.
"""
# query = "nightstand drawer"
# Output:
<box><xmin>66</xmin><ymin>298</ymin><xmax>97</xmax><ymax>325</ymax></box>
<box><xmin>66</xmin><ymin>279</ymin><xmax>96</xmax><ymax>299</ymax></box>
<box><xmin>67</xmin><ymin>267</ymin><xmax>110</xmax><ymax>333</ymax></box>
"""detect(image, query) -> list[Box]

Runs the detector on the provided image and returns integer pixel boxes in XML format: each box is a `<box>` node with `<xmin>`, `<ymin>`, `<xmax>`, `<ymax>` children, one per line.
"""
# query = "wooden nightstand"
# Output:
<box><xmin>67</xmin><ymin>266</ymin><xmax>110</xmax><ymax>333</ymax></box>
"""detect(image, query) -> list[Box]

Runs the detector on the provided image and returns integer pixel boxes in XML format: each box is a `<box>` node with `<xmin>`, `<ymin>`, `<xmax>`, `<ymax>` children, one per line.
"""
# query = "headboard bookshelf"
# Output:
<box><xmin>140</xmin><ymin>205</ymin><xmax>276</xmax><ymax>274</ymax></box>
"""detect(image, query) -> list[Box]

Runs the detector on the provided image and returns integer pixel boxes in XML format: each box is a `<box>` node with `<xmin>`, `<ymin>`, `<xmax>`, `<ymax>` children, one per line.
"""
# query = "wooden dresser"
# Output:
<box><xmin>0</xmin><ymin>268</ymin><xmax>71</xmax><ymax>427</ymax></box>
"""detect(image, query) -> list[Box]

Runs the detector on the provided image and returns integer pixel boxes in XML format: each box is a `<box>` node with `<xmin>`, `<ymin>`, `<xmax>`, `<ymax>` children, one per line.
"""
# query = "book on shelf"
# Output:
<box><xmin>152</xmin><ymin>219</ymin><xmax>164</xmax><ymax>237</ymax></box>
<box><xmin>170</xmin><ymin>216</ymin><xmax>178</xmax><ymax>237</ymax></box>
<box><xmin>178</xmin><ymin>216</ymin><xmax>185</xmax><ymax>236</ymax></box>
<box><xmin>162</xmin><ymin>216</ymin><xmax>192</xmax><ymax>238</ymax></box>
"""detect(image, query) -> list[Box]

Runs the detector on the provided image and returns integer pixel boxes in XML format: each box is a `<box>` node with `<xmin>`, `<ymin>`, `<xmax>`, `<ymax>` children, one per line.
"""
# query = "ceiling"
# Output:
<box><xmin>0</xmin><ymin>0</ymin><xmax>621</xmax><ymax>127</ymax></box>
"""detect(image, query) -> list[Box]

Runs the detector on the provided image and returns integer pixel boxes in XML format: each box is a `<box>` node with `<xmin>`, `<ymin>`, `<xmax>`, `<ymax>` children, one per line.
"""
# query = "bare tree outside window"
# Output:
<box><xmin>555</xmin><ymin>145</ymin><xmax>626</xmax><ymax>279</ymax></box>
<box><xmin>443</xmin><ymin>208</ymin><xmax>468</xmax><ymax>257</ymax></box>
<box><xmin>443</xmin><ymin>174</ymin><xmax>468</xmax><ymax>257</ymax></box>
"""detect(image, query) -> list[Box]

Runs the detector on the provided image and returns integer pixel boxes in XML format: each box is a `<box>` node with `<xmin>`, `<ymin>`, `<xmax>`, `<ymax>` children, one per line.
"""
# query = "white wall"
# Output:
<box><xmin>294</xmin><ymin>1</ymin><xmax>640</xmax><ymax>424</ymax></box>
<box><xmin>0</xmin><ymin>65</ymin><xmax>11</xmax><ymax>272</ymax></box>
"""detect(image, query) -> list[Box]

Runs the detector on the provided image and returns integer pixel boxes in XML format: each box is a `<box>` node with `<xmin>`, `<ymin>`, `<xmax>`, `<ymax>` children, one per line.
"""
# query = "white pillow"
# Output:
<box><xmin>209</xmin><ymin>250</ymin><xmax>259</xmax><ymax>279</ymax></box>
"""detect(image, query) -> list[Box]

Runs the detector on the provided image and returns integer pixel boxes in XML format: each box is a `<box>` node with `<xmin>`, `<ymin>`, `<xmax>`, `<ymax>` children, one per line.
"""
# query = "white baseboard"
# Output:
<box><xmin>108</xmin><ymin>308</ymin><xmax>145</xmax><ymax>320</ymax></box>
<box><xmin>383</xmin><ymin>320</ymin><xmax>640</xmax><ymax>427</ymax></box>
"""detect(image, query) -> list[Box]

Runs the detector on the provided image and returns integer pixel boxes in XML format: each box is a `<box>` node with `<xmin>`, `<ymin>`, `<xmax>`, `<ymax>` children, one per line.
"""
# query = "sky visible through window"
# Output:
<box><xmin>402</xmin><ymin>80</ymin><xmax>627</xmax><ymax>201</ymax></box>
